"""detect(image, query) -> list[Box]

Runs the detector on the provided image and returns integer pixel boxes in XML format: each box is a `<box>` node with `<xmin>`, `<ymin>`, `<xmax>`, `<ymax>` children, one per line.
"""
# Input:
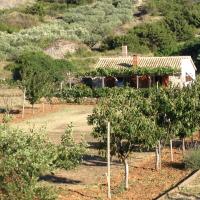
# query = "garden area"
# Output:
<box><xmin>1</xmin><ymin>0</ymin><xmax>200</xmax><ymax>199</ymax></box>
<box><xmin>1</xmin><ymin>67</ymin><xmax>200</xmax><ymax>199</ymax></box>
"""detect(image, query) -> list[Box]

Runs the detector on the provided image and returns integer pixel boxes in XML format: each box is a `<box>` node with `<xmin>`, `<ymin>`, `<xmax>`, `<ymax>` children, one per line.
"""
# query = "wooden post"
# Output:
<box><xmin>42</xmin><ymin>102</ymin><xmax>45</xmax><ymax>113</ymax></box>
<box><xmin>149</xmin><ymin>76</ymin><xmax>151</xmax><ymax>88</ymax></box>
<box><xmin>170</xmin><ymin>139</ymin><xmax>174</xmax><ymax>162</ymax></box>
<box><xmin>69</xmin><ymin>72</ymin><xmax>72</xmax><ymax>89</ymax></box>
<box><xmin>107</xmin><ymin>122</ymin><xmax>111</xmax><ymax>199</ymax></box>
<box><xmin>32</xmin><ymin>104</ymin><xmax>34</xmax><ymax>115</ymax></box>
<box><xmin>182</xmin><ymin>137</ymin><xmax>186</xmax><ymax>154</ymax></box>
<box><xmin>60</xmin><ymin>81</ymin><xmax>63</xmax><ymax>91</ymax></box>
<box><xmin>124</xmin><ymin>158</ymin><xmax>129</xmax><ymax>190</ymax></box>
<box><xmin>102</xmin><ymin>77</ymin><xmax>105</xmax><ymax>88</ymax></box>
<box><xmin>155</xmin><ymin>145</ymin><xmax>159</xmax><ymax>170</ymax></box>
<box><xmin>22</xmin><ymin>88</ymin><xmax>26</xmax><ymax>118</ymax></box>
<box><xmin>136</xmin><ymin>76</ymin><xmax>139</xmax><ymax>89</ymax></box>
<box><xmin>158</xmin><ymin>140</ymin><xmax>161</xmax><ymax>170</ymax></box>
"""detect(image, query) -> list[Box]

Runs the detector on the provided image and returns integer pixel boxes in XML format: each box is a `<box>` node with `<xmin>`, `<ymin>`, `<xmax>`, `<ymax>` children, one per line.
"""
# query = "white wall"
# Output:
<box><xmin>181</xmin><ymin>59</ymin><xmax>196</xmax><ymax>85</ymax></box>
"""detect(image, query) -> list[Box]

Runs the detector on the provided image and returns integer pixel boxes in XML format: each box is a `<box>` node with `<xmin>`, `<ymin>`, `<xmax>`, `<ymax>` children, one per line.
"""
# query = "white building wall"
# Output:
<box><xmin>169</xmin><ymin>75</ymin><xmax>183</xmax><ymax>87</ymax></box>
<box><xmin>181</xmin><ymin>59</ymin><xmax>196</xmax><ymax>83</ymax></box>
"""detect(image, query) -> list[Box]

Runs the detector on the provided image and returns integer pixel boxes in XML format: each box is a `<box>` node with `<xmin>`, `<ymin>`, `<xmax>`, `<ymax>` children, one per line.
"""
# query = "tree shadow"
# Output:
<box><xmin>39</xmin><ymin>175</ymin><xmax>81</xmax><ymax>184</ymax></box>
<box><xmin>87</xmin><ymin>141</ymin><xmax>104</xmax><ymax>150</ymax></box>
<box><xmin>82</xmin><ymin>154</ymin><xmax>107</xmax><ymax>167</ymax></box>
<box><xmin>82</xmin><ymin>154</ymin><xmax>121</xmax><ymax>167</ymax></box>
<box><xmin>67</xmin><ymin>189</ymin><xmax>97</xmax><ymax>199</ymax></box>
<box><xmin>0</xmin><ymin>108</ymin><xmax>20</xmax><ymax>114</ymax></box>
<box><xmin>164</xmin><ymin>162</ymin><xmax>185</xmax><ymax>170</ymax></box>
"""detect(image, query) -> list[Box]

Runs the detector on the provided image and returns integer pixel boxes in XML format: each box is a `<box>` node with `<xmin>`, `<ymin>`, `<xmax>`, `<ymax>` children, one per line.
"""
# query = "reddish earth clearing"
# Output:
<box><xmin>3</xmin><ymin>104</ymin><xmax>194</xmax><ymax>200</ymax></box>
<box><xmin>57</xmin><ymin>149</ymin><xmax>190</xmax><ymax>200</ymax></box>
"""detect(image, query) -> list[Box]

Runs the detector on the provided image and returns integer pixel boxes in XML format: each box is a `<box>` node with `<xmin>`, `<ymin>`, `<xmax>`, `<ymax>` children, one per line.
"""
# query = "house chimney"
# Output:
<box><xmin>122</xmin><ymin>46</ymin><xmax>128</xmax><ymax>57</ymax></box>
<box><xmin>133</xmin><ymin>54</ymin><xmax>139</xmax><ymax>66</ymax></box>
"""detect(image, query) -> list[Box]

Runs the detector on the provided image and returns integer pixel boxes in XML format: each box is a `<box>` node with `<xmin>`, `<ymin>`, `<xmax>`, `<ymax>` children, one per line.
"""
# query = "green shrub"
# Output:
<box><xmin>165</xmin><ymin>13</ymin><xmax>194</xmax><ymax>41</ymax></box>
<box><xmin>0</xmin><ymin>22</ymin><xmax>18</xmax><ymax>33</ymax></box>
<box><xmin>25</xmin><ymin>3</ymin><xmax>45</xmax><ymax>16</ymax></box>
<box><xmin>54</xmin><ymin>124</ymin><xmax>86</xmax><ymax>170</ymax></box>
<box><xmin>59</xmin><ymin>85</ymin><xmax>138</xmax><ymax>102</ymax></box>
<box><xmin>10</xmin><ymin>51</ymin><xmax>75</xmax><ymax>105</ymax></box>
<box><xmin>0</xmin><ymin>125</ymin><xmax>57</xmax><ymax>200</ymax></box>
<box><xmin>184</xmin><ymin>149</ymin><xmax>200</xmax><ymax>170</ymax></box>
<box><xmin>60</xmin><ymin>84</ymin><xmax>93</xmax><ymax>103</ymax></box>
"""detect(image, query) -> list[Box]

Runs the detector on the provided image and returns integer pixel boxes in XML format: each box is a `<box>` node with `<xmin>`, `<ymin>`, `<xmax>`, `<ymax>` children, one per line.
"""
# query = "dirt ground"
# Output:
<box><xmin>12</xmin><ymin>104</ymin><xmax>94</xmax><ymax>144</ymax></box>
<box><xmin>8</xmin><ymin>104</ymin><xmax>192</xmax><ymax>200</ymax></box>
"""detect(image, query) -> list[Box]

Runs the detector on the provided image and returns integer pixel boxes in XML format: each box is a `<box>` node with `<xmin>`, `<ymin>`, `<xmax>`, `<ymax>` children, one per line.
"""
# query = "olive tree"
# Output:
<box><xmin>11</xmin><ymin>51</ymin><xmax>73</xmax><ymax>113</ymax></box>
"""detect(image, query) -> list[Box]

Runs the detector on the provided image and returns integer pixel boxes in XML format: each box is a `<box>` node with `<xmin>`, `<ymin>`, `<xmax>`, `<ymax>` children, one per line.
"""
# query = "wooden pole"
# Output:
<box><xmin>158</xmin><ymin>140</ymin><xmax>161</xmax><ymax>170</ymax></box>
<box><xmin>124</xmin><ymin>158</ymin><xmax>129</xmax><ymax>190</ymax></box>
<box><xmin>22</xmin><ymin>88</ymin><xmax>26</xmax><ymax>118</ymax></box>
<box><xmin>60</xmin><ymin>81</ymin><xmax>63</xmax><ymax>91</ymax></box>
<box><xmin>182</xmin><ymin>137</ymin><xmax>186</xmax><ymax>154</ymax></box>
<box><xmin>170</xmin><ymin>139</ymin><xmax>174</xmax><ymax>162</ymax></box>
<box><xmin>69</xmin><ymin>72</ymin><xmax>72</xmax><ymax>89</ymax></box>
<box><xmin>136</xmin><ymin>76</ymin><xmax>139</xmax><ymax>89</ymax></box>
<box><xmin>42</xmin><ymin>102</ymin><xmax>45</xmax><ymax>113</ymax></box>
<box><xmin>155</xmin><ymin>146</ymin><xmax>159</xmax><ymax>170</ymax></box>
<box><xmin>149</xmin><ymin>76</ymin><xmax>151</xmax><ymax>88</ymax></box>
<box><xmin>102</xmin><ymin>77</ymin><xmax>105</xmax><ymax>88</ymax></box>
<box><xmin>107</xmin><ymin>122</ymin><xmax>111</xmax><ymax>199</ymax></box>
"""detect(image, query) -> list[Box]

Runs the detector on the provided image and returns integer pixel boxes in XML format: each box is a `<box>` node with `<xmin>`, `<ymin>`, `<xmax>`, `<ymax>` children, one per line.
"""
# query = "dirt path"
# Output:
<box><xmin>12</xmin><ymin>105</ymin><xmax>94</xmax><ymax>144</ymax></box>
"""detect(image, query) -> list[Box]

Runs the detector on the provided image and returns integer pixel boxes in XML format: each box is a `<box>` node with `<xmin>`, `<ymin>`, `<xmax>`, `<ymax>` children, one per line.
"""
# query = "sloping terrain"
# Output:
<box><xmin>0</xmin><ymin>0</ymin><xmax>34</xmax><ymax>9</ymax></box>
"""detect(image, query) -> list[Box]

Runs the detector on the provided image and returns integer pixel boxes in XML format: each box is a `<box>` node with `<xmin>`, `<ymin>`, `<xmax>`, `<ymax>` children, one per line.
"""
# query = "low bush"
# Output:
<box><xmin>0</xmin><ymin>125</ymin><xmax>57</xmax><ymax>200</ymax></box>
<box><xmin>0</xmin><ymin>123</ymin><xmax>86</xmax><ymax>199</ymax></box>
<box><xmin>54</xmin><ymin>123</ymin><xmax>86</xmax><ymax>170</ymax></box>
<box><xmin>184</xmin><ymin>148</ymin><xmax>200</xmax><ymax>170</ymax></box>
<box><xmin>25</xmin><ymin>3</ymin><xmax>45</xmax><ymax>17</ymax></box>
<box><xmin>59</xmin><ymin>85</ymin><xmax>136</xmax><ymax>103</ymax></box>
<box><xmin>60</xmin><ymin>84</ymin><xmax>93</xmax><ymax>103</ymax></box>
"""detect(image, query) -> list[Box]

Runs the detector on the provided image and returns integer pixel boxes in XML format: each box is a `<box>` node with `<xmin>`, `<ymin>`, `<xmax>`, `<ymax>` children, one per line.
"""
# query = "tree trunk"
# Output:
<box><xmin>170</xmin><ymin>139</ymin><xmax>174</xmax><ymax>162</ymax></box>
<box><xmin>22</xmin><ymin>89</ymin><xmax>26</xmax><ymax>118</ymax></box>
<box><xmin>32</xmin><ymin>104</ymin><xmax>34</xmax><ymax>115</ymax></box>
<box><xmin>155</xmin><ymin>146</ymin><xmax>159</xmax><ymax>170</ymax></box>
<box><xmin>42</xmin><ymin>102</ymin><xmax>45</xmax><ymax>113</ymax></box>
<box><xmin>182</xmin><ymin>138</ymin><xmax>186</xmax><ymax>154</ymax></box>
<box><xmin>124</xmin><ymin>159</ymin><xmax>129</xmax><ymax>190</ymax></box>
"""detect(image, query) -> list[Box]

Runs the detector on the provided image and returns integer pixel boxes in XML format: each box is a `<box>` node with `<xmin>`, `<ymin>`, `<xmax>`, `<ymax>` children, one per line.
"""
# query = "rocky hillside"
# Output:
<box><xmin>0</xmin><ymin>0</ymin><xmax>33</xmax><ymax>9</ymax></box>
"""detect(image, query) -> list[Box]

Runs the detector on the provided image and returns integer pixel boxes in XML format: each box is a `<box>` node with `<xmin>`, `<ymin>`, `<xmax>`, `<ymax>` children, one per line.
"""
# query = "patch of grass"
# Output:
<box><xmin>113</xmin><ymin>182</ymin><xmax>125</xmax><ymax>195</ymax></box>
<box><xmin>0</xmin><ymin>11</ymin><xmax>40</xmax><ymax>32</ymax></box>
<box><xmin>184</xmin><ymin>149</ymin><xmax>200</xmax><ymax>170</ymax></box>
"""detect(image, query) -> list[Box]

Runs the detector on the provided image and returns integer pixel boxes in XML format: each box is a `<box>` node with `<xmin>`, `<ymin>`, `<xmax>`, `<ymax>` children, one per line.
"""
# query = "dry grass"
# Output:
<box><xmin>0</xmin><ymin>0</ymin><xmax>34</xmax><ymax>9</ymax></box>
<box><xmin>0</xmin><ymin>11</ymin><xmax>40</xmax><ymax>29</ymax></box>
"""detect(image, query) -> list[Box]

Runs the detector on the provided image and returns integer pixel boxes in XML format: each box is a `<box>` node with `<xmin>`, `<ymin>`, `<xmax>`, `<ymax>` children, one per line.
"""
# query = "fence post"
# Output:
<box><xmin>107</xmin><ymin>122</ymin><xmax>111</xmax><ymax>199</ymax></box>
<box><xmin>136</xmin><ymin>75</ymin><xmax>139</xmax><ymax>89</ymax></box>
<box><xmin>22</xmin><ymin>88</ymin><xmax>26</xmax><ymax>118</ymax></box>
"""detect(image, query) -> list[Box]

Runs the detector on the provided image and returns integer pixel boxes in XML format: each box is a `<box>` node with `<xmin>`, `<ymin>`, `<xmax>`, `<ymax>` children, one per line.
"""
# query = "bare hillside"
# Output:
<box><xmin>0</xmin><ymin>0</ymin><xmax>33</xmax><ymax>9</ymax></box>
